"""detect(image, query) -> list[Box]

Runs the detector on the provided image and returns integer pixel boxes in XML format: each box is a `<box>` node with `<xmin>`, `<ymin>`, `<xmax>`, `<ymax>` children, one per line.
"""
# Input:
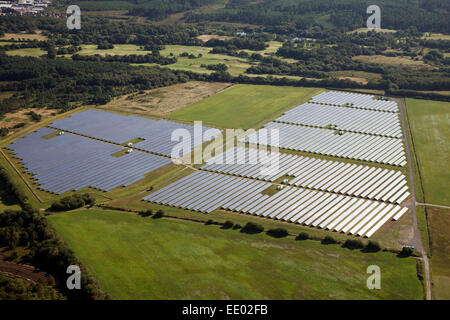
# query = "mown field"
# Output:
<box><xmin>47</xmin><ymin>209</ymin><xmax>423</xmax><ymax>300</ymax></box>
<box><xmin>169</xmin><ymin>84</ymin><xmax>322</xmax><ymax>129</ymax></box>
<box><xmin>406</xmin><ymin>98</ymin><xmax>450</xmax><ymax>206</ymax></box>
<box><xmin>428</xmin><ymin>207</ymin><xmax>450</xmax><ymax>300</ymax></box>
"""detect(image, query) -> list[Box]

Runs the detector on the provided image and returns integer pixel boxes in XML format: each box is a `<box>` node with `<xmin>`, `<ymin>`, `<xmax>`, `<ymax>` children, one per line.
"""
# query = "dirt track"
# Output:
<box><xmin>0</xmin><ymin>258</ymin><xmax>48</xmax><ymax>283</ymax></box>
<box><xmin>398</xmin><ymin>98</ymin><xmax>431</xmax><ymax>300</ymax></box>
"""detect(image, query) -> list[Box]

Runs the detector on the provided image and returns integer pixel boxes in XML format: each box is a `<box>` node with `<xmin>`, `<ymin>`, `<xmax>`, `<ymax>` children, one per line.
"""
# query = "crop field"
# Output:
<box><xmin>99</xmin><ymin>81</ymin><xmax>232</xmax><ymax>117</ymax></box>
<box><xmin>47</xmin><ymin>209</ymin><xmax>423</xmax><ymax>300</ymax></box>
<box><xmin>428</xmin><ymin>207</ymin><xmax>450</xmax><ymax>299</ymax></box>
<box><xmin>169</xmin><ymin>84</ymin><xmax>322</xmax><ymax>129</ymax></box>
<box><xmin>405</xmin><ymin>98</ymin><xmax>450</xmax><ymax>206</ymax></box>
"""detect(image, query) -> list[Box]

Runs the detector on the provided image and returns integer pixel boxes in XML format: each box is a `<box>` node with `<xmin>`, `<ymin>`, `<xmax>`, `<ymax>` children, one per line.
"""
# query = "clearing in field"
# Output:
<box><xmin>0</xmin><ymin>32</ymin><xmax>47</xmax><ymax>41</ymax></box>
<box><xmin>406</xmin><ymin>98</ymin><xmax>450</xmax><ymax>206</ymax></box>
<box><xmin>5</xmin><ymin>48</ymin><xmax>46</xmax><ymax>57</ymax></box>
<box><xmin>169</xmin><ymin>84</ymin><xmax>322</xmax><ymax>129</ymax></box>
<box><xmin>159</xmin><ymin>45</ymin><xmax>252</xmax><ymax>76</ymax></box>
<box><xmin>428</xmin><ymin>207</ymin><xmax>450</xmax><ymax>299</ymax></box>
<box><xmin>47</xmin><ymin>209</ymin><xmax>423</xmax><ymax>300</ymax></box>
<box><xmin>99</xmin><ymin>81</ymin><xmax>232</xmax><ymax>117</ymax></box>
<box><xmin>352</xmin><ymin>55</ymin><xmax>434</xmax><ymax>69</ymax></box>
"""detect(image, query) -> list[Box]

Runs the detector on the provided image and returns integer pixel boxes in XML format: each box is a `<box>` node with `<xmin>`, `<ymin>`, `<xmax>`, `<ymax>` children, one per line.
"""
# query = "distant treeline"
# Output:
<box><xmin>0</xmin><ymin>54</ymin><xmax>189</xmax><ymax>116</ymax></box>
<box><xmin>72</xmin><ymin>52</ymin><xmax>177</xmax><ymax>65</ymax></box>
<box><xmin>185</xmin><ymin>0</ymin><xmax>450</xmax><ymax>33</ymax></box>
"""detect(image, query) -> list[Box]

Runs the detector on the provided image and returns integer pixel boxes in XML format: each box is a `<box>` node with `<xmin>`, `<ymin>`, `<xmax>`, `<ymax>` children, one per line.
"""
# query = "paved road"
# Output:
<box><xmin>398</xmin><ymin>98</ymin><xmax>431</xmax><ymax>300</ymax></box>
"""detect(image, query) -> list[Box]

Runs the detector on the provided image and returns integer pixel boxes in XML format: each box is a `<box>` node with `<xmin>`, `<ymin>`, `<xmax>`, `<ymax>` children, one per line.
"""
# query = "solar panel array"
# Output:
<box><xmin>144</xmin><ymin>171</ymin><xmax>271</xmax><ymax>214</ymax></box>
<box><xmin>7</xmin><ymin>128</ymin><xmax>171</xmax><ymax>194</ymax></box>
<box><xmin>243</xmin><ymin>122</ymin><xmax>406</xmax><ymax>166</ymax></box>
<box><xmin>309</xmin><ymin>91</ymin><xmax>399</xmax><ymax>112</ymax></box>
<box><xmin>143</xmin><ymin>170</ymin><xmax>408</xmax><ymax>237</ymax></box>
<box><xmin>200</xmin><ymin>147</ymin><xmax>410</xmax><ymax>204</ymax></box>
<box><xmin>50</xmin><ymin>110</ymin><xmax>221</xmax><ymax>158</ymax></box>
<box><xmin>275</xmin><ymin>103</ymin><xmax>402</xmax><ymax>138</ymax></box>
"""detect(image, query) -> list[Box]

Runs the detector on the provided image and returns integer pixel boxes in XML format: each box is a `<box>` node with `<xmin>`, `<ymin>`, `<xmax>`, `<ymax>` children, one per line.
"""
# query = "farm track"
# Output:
<box><xmin>398</xmin><ymin>99</ymin><xmax>431</xmax><ymax>300</ymax></box>
<box><xmin>0</xmin><ymin>258</ymin><xmax>48</xmax><ymax>283</ymax></box>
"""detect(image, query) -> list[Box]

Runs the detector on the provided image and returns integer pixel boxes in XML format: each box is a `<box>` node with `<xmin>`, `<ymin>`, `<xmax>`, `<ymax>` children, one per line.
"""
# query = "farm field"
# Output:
<box><xmin>405</xmin><ymin>98</ymin><xmax>450</xmax><ymax>206</ymax></box>
<box><xmin>428</xmin><ymin>207</ymin><xmax>450</xmax><ymax>300</ymax></box>
<box><xmin>5</xmin><ymin>48</ymin><xmax>46</xmax><ymax>57</ymax></box>
<box><xmin>99</xmin><ymin>81</ymin><xmax>232</xmax><ymax>117</ymax></box>
<box><xmin>169</xmin><ymin>84</ymin><xmax>322</xmax><ymax>129</ymax></box>
<box><xmin>47</xmin><ymin>209</ymin><xmax>423</xmax><ymax>300</ymax></box>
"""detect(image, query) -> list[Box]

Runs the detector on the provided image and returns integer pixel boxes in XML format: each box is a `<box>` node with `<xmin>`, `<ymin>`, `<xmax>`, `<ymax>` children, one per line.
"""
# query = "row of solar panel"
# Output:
<box><xmin>50</xmin><ymin>110</ymin><xmax>221</xmax><ymax>158</ymax></box>
<box><xmin>242</xmin><ymin>122</ymin><xmax>406</xmax><ymax>166</ymax></box>
<box><xmin>201</xmin><ymin>147</ymin><xmax>410</xmax><ymax>204</ymax></box>
<box><xmin>143</xmin><ymin>171</ymin><xmax>408</xmax><ymax>237</ymax></box>
<box><xmin>309</xmin><ymin>91</ymin><xmax>399</xmax><ymax>113</ymax></box>
<box><xmin>6</xmin><ymin>128</ymin><xmax>171</xmax><ymax>194</ymax></box>
<box><xmin>275</xmin><ymin>103</ymin><xmax>402</xmax><ymax>138</ymax></box>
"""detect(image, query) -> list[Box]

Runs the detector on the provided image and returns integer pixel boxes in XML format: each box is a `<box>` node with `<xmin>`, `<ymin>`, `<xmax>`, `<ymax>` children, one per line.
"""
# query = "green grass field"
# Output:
<box><xmin>160</xmin><ymin>45</ymin><xmax>252</xmax><ymax>76</ymax></box>
<box><xmin>169</xmin><ymin>84</ymin><xmax>322</xmax><ymax>129</ymax></box>
<box><xmin>428</xmin><ymin>207</ymin><xmax>450</xmax><ymax>299</ymax></box>
<box><xmin>47</xmin><ymin>209</ymin><xmax>423</xmax><ymax>300</ymax></box>
<box><xmin>406</xmin><ymin>98</ymin><xmax>450</xmax><ymax>206</ymax></box>
<box><xmin>5</xmin><ymin>48</ymin><xmax>46</xmax><ymax>57</ymax></box>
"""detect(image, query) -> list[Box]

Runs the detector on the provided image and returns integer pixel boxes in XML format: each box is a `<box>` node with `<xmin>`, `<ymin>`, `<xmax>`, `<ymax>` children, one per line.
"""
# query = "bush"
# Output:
<box><xmin>343</xmin><ymin>239</ymin><xmax>364</xmax><ymax>250</ymax></box>
<box><xmin>365</xmin><ymin>240</ymin><xmax>381</xmax><ymax>252</ymax></box>
<box><xmin>140</xmin><ymin>209</ymin><xmax>153</xmax><ymax>217</ymax></box>
<box><xmin>296</xmin><ymin>232</ymin><xmax>310</xmax><ymax>240</ymax></box>
<box><xmin>153</xmin><ymin>209</ymin><xmax>164</xmax><ymax>219</ymax></box>
<box><xmin>400</xmin><ymin>246</ymin><xmax>413</xmax><ymax>257</ymax></box>
<box><xmin>267</xmin><ymin>228</ymin><xmax>289</xmax><ymax>238</ymax></box>
<box><xmin>233</xmin><ymin>224</ymin><xmax>242</xmax><ymax>230</ymax></box>
<box><xmin>241</xmin><ymin>222</ymin><xmax>264</xmax><ymax>234</ymax></box>
<box><xmin>322</xmin><ymin>235</ymin><xmax>337</xmax><ymax>244</ymax></box>
<box><xmin>221</xmin><ymin>220</ymin><xmax>234</xmax><ymax>229</ymax></box>
<box><xmin>49</xmin><ymin>193</ymin><xmax>95</xmax><ymax>212</ymax></box>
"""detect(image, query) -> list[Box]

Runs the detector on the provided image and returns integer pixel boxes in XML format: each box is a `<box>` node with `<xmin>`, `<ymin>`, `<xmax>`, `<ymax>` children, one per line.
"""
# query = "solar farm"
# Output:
<box><xmin>4</xmin><ymin>90</ymin><xmax>412</xmax><ymax>239</ymax></box>
<box><xmin>142</xmin><ymin>90</ymin><xmax>410</xmax><ymax>238</ymax></box>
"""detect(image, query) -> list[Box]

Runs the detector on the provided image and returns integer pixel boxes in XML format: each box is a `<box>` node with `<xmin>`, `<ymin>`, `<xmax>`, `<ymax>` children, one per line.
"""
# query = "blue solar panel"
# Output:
<box><xmin>7</xmin><ymin>128</ymin><xmax>171</xmax><ymax>194</ymax></box>
<box><xmin>49</xmin><ymin>110</ymin><xmax>221</xmax><ymax>157</ymax></box>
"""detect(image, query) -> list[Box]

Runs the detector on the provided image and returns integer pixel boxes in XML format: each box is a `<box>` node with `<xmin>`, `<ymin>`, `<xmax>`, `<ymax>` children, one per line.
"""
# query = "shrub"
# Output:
<box><xmin>400</xmin><ymin>246</ymin><xmax>413</xmax><ymax>257</ymax></box>
<box><xmin>365</xmin><ymin>240</ymin><xmax>381</xmax><ymax>252</ymax></box>
<box><xmin>140</xmin><ymin>209</ymin><xmax>153</xmax><ymax>217</ymax></box>
<box><xmin>296</xmin><ymin>232</ymin><xmax>310</xmax><ymax>240</ymax></box>
<box><xmin>343</xmin><ymin>239</ymin><xmax>364</xmax><ymax>250</ymax></box>
<box><xmin>241</xmin><ymin>222</ymin><xmax>264</xmax><ymax>234</ymax></box>
<box><xmin>49</xmin><ymin>193</ymin><xmax>95</xmax><ymax>212</ymax></box>
<box><xmin>267</xmin><ymin>228</ymin><xmax>289</xmax><ymax>238</ymax></box>
<box><xmin>221</xmin><ymin>220</ymin><xmax>234</xmax><ymax>229</ymax></box>
<box><xmin>322</xmin><ymin>235</ymin><xmax>337</xmax><ymax>244</ymax></box>
<box><xmin>153</xmin><ymin>209</ymin><xmax>164</xmax><ymax>218</ymax></box>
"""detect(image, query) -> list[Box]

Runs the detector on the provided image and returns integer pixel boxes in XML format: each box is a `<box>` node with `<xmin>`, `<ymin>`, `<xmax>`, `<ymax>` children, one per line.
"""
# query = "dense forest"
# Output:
<box><xmin>186</xmin><ymin>0</ymin><xmax>450</xmax><ymax>33</ymax></box>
